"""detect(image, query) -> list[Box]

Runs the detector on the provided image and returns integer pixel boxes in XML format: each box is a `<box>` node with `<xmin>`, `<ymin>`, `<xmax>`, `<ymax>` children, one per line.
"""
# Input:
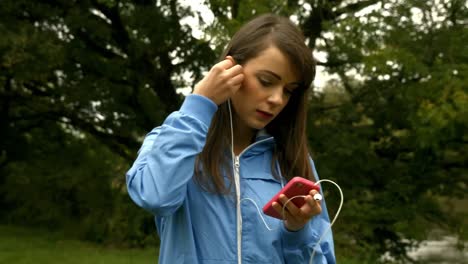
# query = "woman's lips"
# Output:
<box><xmin>256</xmin><ymin>110</ymin><xmax>273</xmax><ymax>119</ymax></box>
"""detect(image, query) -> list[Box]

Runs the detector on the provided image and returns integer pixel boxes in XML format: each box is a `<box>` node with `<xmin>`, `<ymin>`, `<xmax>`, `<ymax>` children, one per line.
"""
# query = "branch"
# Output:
<box><xmin>151</xmin><ymin>51</ymin><xmax>181</xmax><ymax>113</ymax></box>
<box><xmin>90</xmin><ymin>0</ymin><xmax>131</xmax><ymax>54</ymax></box>
<box><xmin>53</xmin><ymin>110</ymin><xmax>139</xmax><ymax>161</ymax></box>
<box><xmin>22</xmin><ymin>81</ymin><xmax>56</xmax><ymax>97</ymax></box>
<box><xmin>62</xmin><ymin>116</ymin><xmax>138</xmax><ymax>161</ymax></box>
<box><xmin>231</xmin><ymin>0</ymin><xmax>240</xmax><ymax>19</ymax></box>
<box><xmin>73</xmin><ymin>28</ymin><xmax>123</xmax><ymax>59</ymax></box>
<box><xmin>334</xmin><ymin>0</ymin><xmax>381</xmax><ymax>19</ymax></box>
<box><xmin>9</xmin><ymin>104</ymin><xmax>140</xmax><ymax>162</ymax></box>
<box><xmin>315</xmin><ymin>58</ymin><xmax>359</xmax><ymax>68</ymax></box>
<box><xmin>302</xmin><ymin>0</ymin><xmax>381</xmax><ymax>49</ymax></box>
<box><xmin>311</xmin><ymin>103</ymin><xmax>346</xmax><ymax>112</ymax></box>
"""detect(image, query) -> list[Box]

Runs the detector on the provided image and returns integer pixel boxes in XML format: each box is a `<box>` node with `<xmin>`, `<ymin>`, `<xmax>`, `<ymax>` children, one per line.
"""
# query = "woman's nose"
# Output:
<box><xmin>267</xmin><ymin>86</ymin><xmax>285</xmax><ymax>105</ymax></box>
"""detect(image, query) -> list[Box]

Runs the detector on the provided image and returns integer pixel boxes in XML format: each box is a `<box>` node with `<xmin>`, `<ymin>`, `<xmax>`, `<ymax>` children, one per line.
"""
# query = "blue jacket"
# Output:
<box><xmin>126</xmin><ymin>94</ymin><xmax>336</xmax><ymax>264</ymax></box>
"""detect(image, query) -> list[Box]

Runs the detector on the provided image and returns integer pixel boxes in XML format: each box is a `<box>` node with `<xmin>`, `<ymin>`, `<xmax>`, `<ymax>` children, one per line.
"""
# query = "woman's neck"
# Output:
<box><xmin>232</xmin><ymin>124</ymin><xmax>256</xmax><ymax>156</ymax></box>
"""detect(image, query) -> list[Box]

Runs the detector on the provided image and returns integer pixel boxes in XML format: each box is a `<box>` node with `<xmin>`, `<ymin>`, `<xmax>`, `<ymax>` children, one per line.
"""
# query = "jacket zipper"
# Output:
<box><xmin>234</xmin><ymin>156</ymin><xmax>241</xmax><ymax>264</ymax></box>
<box><xmin>233</xmin><ymin>137</ymin><xmax>272</xmax><ymax>264</ymax></box>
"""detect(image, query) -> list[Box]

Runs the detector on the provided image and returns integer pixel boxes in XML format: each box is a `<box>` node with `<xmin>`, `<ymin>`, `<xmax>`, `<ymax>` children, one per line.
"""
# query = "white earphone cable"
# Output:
<box><xmin>227</xmin><ymin>99</ymin><xmax>343</xmax><ymax>263</ymax></box>
<box><xmin>228</xmin><ymin>100</ymin><xmax>242</xmax><ymax>264</ymax></box>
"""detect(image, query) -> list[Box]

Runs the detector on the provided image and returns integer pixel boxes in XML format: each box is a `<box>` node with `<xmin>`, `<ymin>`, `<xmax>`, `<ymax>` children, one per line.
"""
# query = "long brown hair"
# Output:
<box><xmin>195</xmin><ymin>14</ymin><xmax>316</xmax><ymax>193</ymax></box>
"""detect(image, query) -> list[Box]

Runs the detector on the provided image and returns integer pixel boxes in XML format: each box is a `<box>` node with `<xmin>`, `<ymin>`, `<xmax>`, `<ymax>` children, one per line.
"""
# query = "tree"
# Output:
<box><xmin>0</xmin><ymin>0</ymin><xmax>215</xmax><ymax>244</ymax></box>
<box><xmin>297</xmin><ymin>0</ymin><xmax>467</xmax><ymax>262</ymax></box>
<box><xmin>0</xmin><ymin>0</ymin><xmax>217</xmax><ymax>163</ymax></box>
<box><xmin>1</xmin><ymin>0</ymin><xmax>466</xmax><ymax>262</ymax></box>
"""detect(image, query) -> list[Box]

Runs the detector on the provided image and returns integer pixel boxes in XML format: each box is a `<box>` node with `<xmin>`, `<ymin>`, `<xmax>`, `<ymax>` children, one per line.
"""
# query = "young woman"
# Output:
<box><xmin>126</xmin><ymin>14</ymin><xmax>336</xmax><ymax>263</ymax></box>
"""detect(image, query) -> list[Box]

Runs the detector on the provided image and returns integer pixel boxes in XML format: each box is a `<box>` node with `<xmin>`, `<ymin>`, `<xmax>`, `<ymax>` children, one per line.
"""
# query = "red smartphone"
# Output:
<box><xmin>262</xmin><ymin>177</ymin><xmax>320</xmax><ymax>219</ymax></box>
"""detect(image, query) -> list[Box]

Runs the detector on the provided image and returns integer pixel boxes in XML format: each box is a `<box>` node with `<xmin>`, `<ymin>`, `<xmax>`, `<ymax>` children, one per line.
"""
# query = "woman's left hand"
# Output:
<box><xmin>271</xmin><ymin>189</ymin><xmax>322</xmax><ymax>231</ymax></box>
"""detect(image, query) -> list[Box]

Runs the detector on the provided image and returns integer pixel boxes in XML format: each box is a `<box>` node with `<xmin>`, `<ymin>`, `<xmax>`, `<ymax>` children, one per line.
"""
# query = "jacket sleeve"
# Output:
<box><xmin>126</xmin><ymin>94</ymin><xmax>217</xmax><ymax>216</ymax></box>
<box><xmin>281</xmin><ymin>159</ymin><xmax>336</xmax><ymax>264</ymax></box>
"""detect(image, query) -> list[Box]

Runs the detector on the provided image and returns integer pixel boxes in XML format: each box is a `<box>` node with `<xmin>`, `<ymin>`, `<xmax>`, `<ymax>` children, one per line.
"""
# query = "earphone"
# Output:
<box><xmin>314</xmin><ymin>193</ymin><xmax>323</xmax><ymax>201</ymax></box>
<box><xmin>227</xmin><ymin>99</ymin><xmax>344</xmax><ymax>263</ymax></box>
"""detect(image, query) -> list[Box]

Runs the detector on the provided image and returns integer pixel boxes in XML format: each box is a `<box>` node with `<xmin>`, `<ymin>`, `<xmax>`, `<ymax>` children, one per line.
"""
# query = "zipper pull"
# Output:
<box><xmin>234</xmin><ymin>156</ymin><xmax>240</xmax><ymax>169</ymax></box>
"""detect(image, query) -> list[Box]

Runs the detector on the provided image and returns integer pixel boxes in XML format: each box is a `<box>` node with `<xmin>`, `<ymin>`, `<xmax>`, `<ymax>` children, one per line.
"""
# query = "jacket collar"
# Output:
<box><xmin>242</xmin><ymin>129</ymin><xmax>275</xmax><ymax>157</ymax></box>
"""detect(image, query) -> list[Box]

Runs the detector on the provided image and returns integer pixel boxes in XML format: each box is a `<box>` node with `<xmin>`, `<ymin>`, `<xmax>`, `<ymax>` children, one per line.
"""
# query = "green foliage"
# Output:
<box><xmin>205</xmin><ymin>0</ymin><xmax>298</xmax><ymax>54</ymax></box>
<box><xmin>0</xmin><ymin>123</ymin><xmax>157</xmax><ymax>247</ymax></box>
<box><xmin>0</xmin><ymin>0</ymin><xmax>466</xmax><ymax>263</ymax></box>
<box><xmin>306</xmin><ymin>0</ymin><xmax>467</xmax><ymax>262</ymax></box>
<box><xmin>0</xmin><ymin>0</ymin><xmax>215</xmax><ymax>246</ymax></box>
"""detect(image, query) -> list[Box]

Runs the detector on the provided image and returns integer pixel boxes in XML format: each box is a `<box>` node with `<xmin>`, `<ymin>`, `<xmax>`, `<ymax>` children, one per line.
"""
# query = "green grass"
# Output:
<box><xmin>0</xmin><ymin>224</ymin><xmax>361</xmax><ymax>263</ymax></box>
<box><xmin>0</xmin><ymin>225</ymin><xmax>158</xmax><ymax>264</ymax></box>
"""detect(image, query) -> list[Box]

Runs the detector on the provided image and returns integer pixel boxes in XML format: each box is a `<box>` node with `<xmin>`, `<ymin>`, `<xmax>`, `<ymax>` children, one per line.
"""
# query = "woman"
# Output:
<box><xmin>126</xmin><ymin>13</ymin><xmax>336</xmax><ymax>263</ymax></box>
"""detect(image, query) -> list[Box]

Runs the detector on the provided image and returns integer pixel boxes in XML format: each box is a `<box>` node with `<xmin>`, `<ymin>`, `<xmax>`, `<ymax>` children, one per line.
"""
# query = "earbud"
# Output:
<box><xmin>313</xmin><ymin>193</ymin><xmax>323</xmax><ymax>201</ymax></box>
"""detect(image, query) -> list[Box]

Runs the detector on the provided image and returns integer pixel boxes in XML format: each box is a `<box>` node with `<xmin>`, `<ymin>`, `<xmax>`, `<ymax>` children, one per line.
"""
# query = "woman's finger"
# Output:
<box><xmin>279</xmin><ymin>194</ymin><xmax>301</xmax><ymax>216</ymax></box>
<box><xmin>299</xmin><ymin>196</ymin><xmax>320</xmax><ymax>218</ymax></box>
<box><xmin>227</xmin><ymin>72</ymin><xmax>244</xmax><ymax>87</ymax></box>
<box><xmin>272</xmin><ymin>202</ymin><xmax>288</xmax><ymax>220</ymax></box>
<box><xmin>224</xmin><ymin>64</ymin><xmax>243</xmax><ymax>79</ymax></box>
<box><xmin>216</xmin><ymin>57</ymin><xmax>235</xmax><ymax>70</ymax></box>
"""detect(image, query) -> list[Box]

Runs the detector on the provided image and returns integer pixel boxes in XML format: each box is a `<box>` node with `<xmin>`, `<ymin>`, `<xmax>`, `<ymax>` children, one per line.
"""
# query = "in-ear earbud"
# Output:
<box><xmin>313</xmin><ymin>193</ymin><xmax>323</xmax><ymax>201</ymax></box>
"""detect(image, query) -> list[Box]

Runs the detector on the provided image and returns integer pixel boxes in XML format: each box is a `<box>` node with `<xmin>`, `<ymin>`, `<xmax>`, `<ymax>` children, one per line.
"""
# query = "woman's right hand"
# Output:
<box><xmin>193</xmin><ymin>56</ymin><xmax>244</xmax><ymax>105</ymax></box>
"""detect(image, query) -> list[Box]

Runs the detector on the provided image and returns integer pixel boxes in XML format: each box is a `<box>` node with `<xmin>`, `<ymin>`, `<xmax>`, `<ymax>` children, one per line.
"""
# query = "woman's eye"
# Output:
<box><xmin>258</xmin><ymin>77</ymin><xmax>273</xmax><ymax>86</ymax></box>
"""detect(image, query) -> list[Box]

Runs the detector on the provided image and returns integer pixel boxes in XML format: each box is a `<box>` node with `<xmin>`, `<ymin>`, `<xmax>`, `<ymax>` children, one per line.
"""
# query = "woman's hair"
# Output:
<box><xmin>195</xmin><ymin>14</ymin><xmax>316</xmax><ymax>193</ymax></box>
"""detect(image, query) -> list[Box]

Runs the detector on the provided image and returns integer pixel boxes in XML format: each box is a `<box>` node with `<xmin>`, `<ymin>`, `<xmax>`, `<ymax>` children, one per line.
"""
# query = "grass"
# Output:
<box><xmin>0</xmin><ymin>225</ymin><xmax>158</xmax><ymax>264</ymax></box>
<box><xmin>0</xmin><ymin>224</ymin><xmax>362</xmax><ymax>264</ymax></box>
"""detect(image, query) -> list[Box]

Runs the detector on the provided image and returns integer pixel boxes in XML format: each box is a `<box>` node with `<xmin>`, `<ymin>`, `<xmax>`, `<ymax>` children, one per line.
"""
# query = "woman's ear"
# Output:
<box><xmin>230</xmin><ymin>54</ymin><xmax>245</xmax><ymax>65</ymax></box>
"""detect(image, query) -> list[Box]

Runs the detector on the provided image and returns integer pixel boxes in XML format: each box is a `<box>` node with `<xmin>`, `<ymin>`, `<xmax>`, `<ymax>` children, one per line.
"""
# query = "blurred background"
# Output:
<box><xmin>0</xmin><ymin>0</ymin><xmax>466</xmax><ymax>263</ymax></box>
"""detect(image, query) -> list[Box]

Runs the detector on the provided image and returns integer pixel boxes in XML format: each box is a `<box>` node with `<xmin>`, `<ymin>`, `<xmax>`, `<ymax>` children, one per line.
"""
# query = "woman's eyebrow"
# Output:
<box><xmin>258</xmin><ymin>70</ymin><xmax>282</xmax><ymax>80</ymax></box>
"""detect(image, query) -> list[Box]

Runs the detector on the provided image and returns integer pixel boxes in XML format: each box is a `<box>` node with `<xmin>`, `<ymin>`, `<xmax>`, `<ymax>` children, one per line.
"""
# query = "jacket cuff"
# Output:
<box><xmin>281</xmin><ymin>223</ymin><xmax>318</xmax><ymax>247</ymax></box>
<box><xmin>180</xmin><ymin>94</ymin><xmax>218</xmax><ymax>127</ymax></box>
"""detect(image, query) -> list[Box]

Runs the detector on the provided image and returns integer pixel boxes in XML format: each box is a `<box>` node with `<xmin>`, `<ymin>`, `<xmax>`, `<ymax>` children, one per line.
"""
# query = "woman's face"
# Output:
<box><xmin>231</xmin><ymin>45</ymin><xmax>299</xmax><ymax>133</ymax></box>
